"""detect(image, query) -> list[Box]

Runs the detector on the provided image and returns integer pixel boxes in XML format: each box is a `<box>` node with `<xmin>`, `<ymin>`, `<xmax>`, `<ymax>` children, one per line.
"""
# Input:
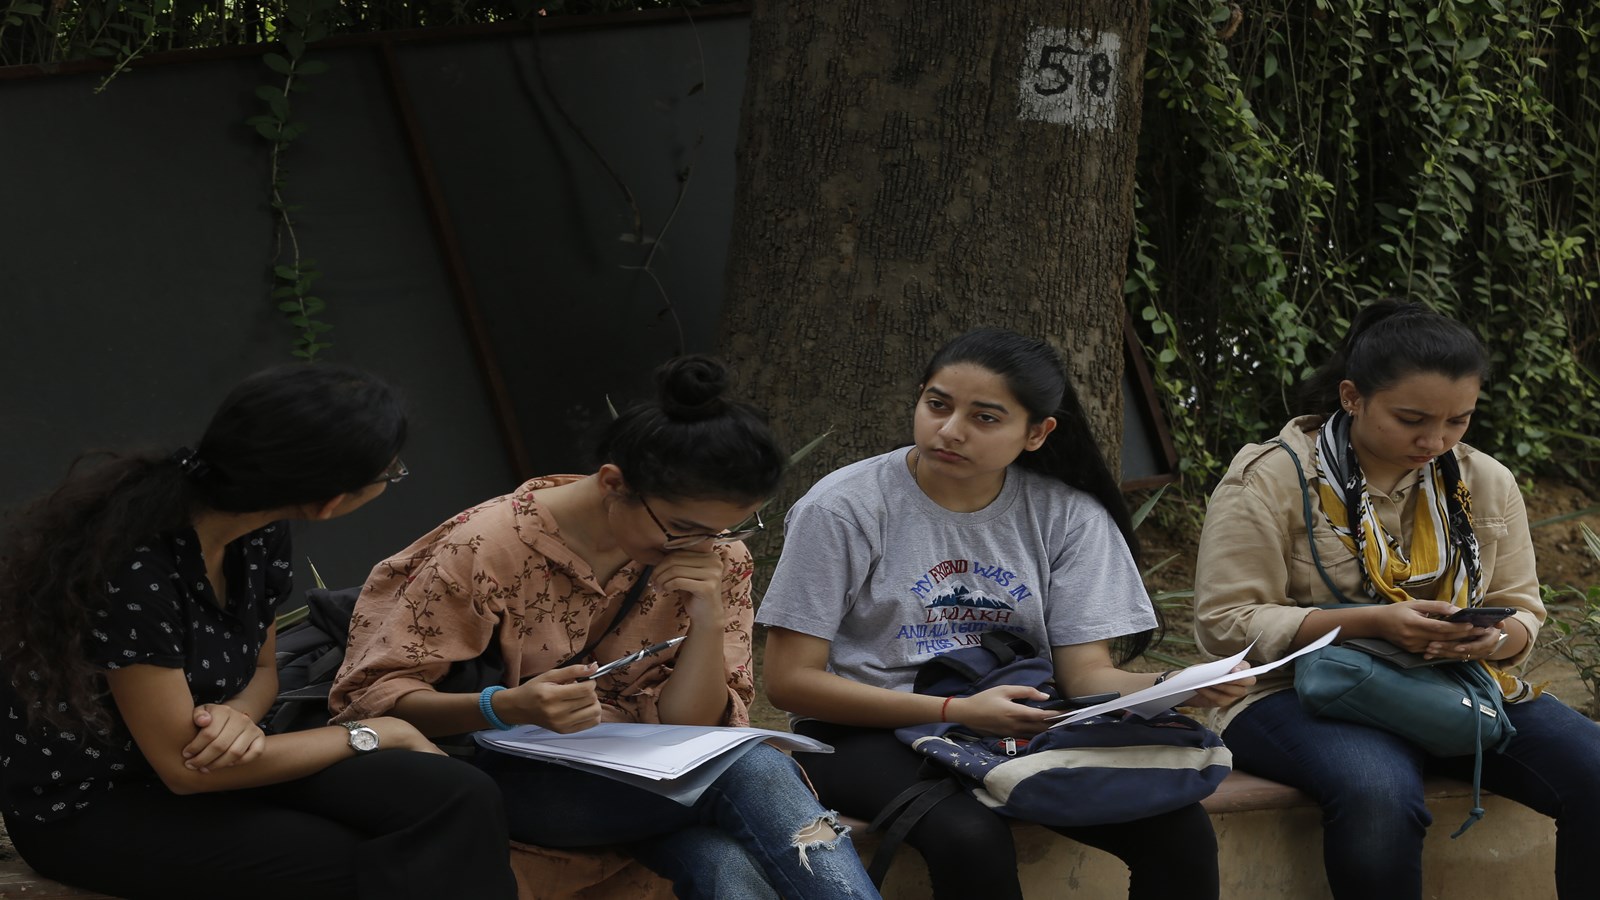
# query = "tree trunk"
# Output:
<box><xmin>721</xmin><ymin>0</ymin><xmax>1150</xmax><ymax>528</ymax></box>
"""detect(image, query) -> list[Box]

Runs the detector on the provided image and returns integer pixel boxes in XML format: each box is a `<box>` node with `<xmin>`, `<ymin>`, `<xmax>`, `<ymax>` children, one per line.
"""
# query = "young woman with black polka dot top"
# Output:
<box><xmin>0</xmin><ymin>365</ymin><xmax>516</xmax><ymax>900</ymax></box>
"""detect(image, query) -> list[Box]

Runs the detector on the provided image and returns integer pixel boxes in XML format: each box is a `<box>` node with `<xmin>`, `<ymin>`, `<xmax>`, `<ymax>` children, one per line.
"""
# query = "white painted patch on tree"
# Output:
<box><xmin>1017</xmin><ymin>28</ymin><xmax>1121</xmax><ymax>128</ymax></box>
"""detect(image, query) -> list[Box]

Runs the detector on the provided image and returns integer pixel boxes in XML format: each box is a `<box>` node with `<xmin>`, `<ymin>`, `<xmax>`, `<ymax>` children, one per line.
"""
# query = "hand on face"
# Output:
<box><xmin>652</xmin><ymin>546</ymin><xmax>728</xmax><ymax>625</ymax></box>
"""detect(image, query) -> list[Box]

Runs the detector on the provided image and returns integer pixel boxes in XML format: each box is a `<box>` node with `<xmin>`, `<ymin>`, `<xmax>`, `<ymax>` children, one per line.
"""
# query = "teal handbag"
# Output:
<box><xmin>1295</xmin><ymin>645</ymin><xmax>1515</xmax><ymax>759</ymax></box>
<box><xmin>1273</xmin><ymin>440</ymin><xmax>1517</xmax><ymax>836</ymax></box>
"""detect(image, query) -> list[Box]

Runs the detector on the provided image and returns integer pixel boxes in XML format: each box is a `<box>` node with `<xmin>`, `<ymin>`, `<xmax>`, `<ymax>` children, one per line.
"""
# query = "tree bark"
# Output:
<box><xmin>722</xmin><ymin>0</ymin><xmax>1151</xmax><ymax>525</ymax></box>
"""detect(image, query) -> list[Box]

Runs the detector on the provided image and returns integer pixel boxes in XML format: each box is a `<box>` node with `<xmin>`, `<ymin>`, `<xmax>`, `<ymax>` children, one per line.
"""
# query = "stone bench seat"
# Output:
<box><xmin>0</xmin><ymin>864</ymin><xmax>117</xmax><ymax>899</ymax></box>
<box><xmin>0</xmin><ymin>771</ymin><xmax>1555</xmax><ymax>899</ymax></box>
<box><xmin>841</xmin><ymin>770</ymin><xmax>1556</xmax><ymax>899</ymax></box>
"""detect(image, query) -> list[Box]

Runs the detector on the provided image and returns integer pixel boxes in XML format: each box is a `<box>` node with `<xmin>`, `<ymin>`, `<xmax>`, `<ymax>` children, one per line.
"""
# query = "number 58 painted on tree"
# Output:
<box><xmin>1018</xmin><ymin>28</ymin><xmax>1121</xmax><ymax>128</ymax></box>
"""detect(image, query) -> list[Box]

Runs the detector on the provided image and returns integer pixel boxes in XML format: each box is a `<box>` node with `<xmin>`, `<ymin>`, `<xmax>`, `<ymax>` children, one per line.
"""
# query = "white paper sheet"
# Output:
<box><xmin>474</xmin><ymin>723</ymin><xmax>832</xmax><ymax>780</ymax></box>
<box><xmin>1050</xmin><ymin>627</ymin><xmax>1341</xmax><ymax>725</ymax></box>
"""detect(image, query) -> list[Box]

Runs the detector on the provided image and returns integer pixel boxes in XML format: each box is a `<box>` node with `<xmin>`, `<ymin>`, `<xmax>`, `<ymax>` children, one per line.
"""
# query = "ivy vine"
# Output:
<box><xmin>245</xmin><ymin>1</ymin><xmax>334</xmax><ymax>359</ymax></box>
<box><xmin>1129</xmin><ymin>0</ymin><xmax>1600</xmax><ymax>497</ymax></box>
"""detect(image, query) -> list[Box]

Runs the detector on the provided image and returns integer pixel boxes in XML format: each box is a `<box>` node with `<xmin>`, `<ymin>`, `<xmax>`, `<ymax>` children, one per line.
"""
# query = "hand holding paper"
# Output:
<box><xmin>1050</xmin><ymin>628</ymin><xmax>1341</xmax><ymax>726</ymax></box>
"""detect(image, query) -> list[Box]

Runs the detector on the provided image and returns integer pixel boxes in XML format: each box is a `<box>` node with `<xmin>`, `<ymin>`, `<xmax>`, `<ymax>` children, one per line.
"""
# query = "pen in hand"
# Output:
<box><xmin>576</xmin><ymin>635</ymin><xmax>688</xmax><ymax>682</ymax></box>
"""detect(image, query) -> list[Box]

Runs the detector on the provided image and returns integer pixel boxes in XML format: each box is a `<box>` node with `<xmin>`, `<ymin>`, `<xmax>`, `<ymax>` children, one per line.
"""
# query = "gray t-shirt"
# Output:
<box><xmin>757</xmin><ymin>448</ymin><xmax>1156</xmax><ymax>694</ymax></box>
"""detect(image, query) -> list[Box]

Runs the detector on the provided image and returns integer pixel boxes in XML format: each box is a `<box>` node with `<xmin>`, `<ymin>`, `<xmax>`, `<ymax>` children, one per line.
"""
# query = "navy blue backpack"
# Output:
<box><xmin>866</xmin><ymin>632</ymin><xmax>1231</xmax><ymax>885</ymax></box>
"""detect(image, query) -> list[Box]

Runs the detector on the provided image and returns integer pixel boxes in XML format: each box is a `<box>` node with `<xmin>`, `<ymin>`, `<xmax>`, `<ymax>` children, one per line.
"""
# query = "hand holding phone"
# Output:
<box><xmin>1444</xmin><ymin>607</ymin><xmax>1516</xmax><ymax>628</ymax></box>
<box><xmin>1039</xmin><ymin>692</ymin><xmax>1120</xmax><ymax>711</ymax></box>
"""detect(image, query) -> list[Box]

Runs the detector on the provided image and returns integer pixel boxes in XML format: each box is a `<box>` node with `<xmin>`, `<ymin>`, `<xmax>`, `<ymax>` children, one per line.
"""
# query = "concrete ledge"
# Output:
<box><xmin>843</xmin><ymin>771</ymin><xmax>1556</xmax><ymax>900</ymax></box>
<box><xmin>0</xmin><ymin>773</ymin><xmax>1555</xmax><ymax>900</ymax></box>
<box><xmin>0</xmin><ymin>863</ymin><xmax>118</xmax><ymax>899</ymax></box>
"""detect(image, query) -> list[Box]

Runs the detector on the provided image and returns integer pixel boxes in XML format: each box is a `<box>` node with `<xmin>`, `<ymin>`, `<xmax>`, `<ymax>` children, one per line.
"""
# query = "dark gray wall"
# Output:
<box><xmin>397</xmin><ymin>19</ymin><xmax>750</xmax><ymax>470</ymax></box>
<box><xmin>0</xmin><ymin>51</ymin><xmax>512</xmax><ymax>589</ymax></box>
<box><xmin>0</xmin><ymin>13</ymin><xmax>1169</xmax><ymax>591</ymax></box>
<box><xmin>0</xmin><ymin>17</ymin><xmax>751</xmax><ymax>589</ymax></box>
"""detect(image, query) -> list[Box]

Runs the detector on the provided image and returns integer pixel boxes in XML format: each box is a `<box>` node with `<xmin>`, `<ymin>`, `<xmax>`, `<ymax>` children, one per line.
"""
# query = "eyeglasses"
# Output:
<box><xmin>370</xmin><ymin>458</ymin><xmax>409</xmax><ymax>485</ymax></box>
<box><xmin>638</xmin><ymin>495</ymin><xmax>764</xmax><ymax>549</ymax></box>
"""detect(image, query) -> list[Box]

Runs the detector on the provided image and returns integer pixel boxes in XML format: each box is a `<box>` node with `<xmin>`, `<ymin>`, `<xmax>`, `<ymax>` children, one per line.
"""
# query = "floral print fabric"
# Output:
<box><xmin>331</xmin><ymin>475</ymin><xmax>754</xmax><ymax>728</ymax></box>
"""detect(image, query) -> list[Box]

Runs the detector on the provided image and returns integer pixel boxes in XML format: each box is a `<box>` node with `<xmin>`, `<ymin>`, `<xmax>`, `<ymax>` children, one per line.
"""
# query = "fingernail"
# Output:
<box><xmin>182</xmin><ymin>751</ymin><xmax>193</xmax><ymax>758</ymax></box>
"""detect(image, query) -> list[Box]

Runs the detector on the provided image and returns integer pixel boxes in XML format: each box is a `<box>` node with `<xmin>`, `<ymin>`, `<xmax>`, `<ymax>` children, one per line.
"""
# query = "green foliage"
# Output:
<box><xmin>1542</xmin><ymin>523</ymin><xmax>1600</xmax><ymax>714</ymax></box>
<box><xmin>0</xmin><ymin>0</ymin><xmax>735</xmax><ymax>69</ymax></box>
<box><xmin>1</xmin><ymin>1</ymin><xmax>735</xmax><ymax>359</ymax></box>
<box><xmin>1131</xmin><ymin>0</ymin><xmax>1600</xmax><ymax>492</ymax></box>
<box><xmin>250</xmin><ymin>0</ymin><xmax>335</xmax><ymax>359</ymax></box>
<box><xmin>1133</xmin><ymin>486</ymin><xmax>1200</xmax><ymax>665</ymax></box>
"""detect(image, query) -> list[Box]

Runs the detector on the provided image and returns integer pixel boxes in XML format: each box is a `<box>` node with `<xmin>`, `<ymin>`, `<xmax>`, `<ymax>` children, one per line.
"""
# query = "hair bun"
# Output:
<box><xmin>656</xmin><ymin>355</ymin><xmax>731</xmax><ymax>422</ymax></box>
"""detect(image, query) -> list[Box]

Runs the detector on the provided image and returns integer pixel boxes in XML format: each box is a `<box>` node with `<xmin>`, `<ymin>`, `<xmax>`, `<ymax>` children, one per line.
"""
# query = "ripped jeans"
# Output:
<box><xmin>475</xmin><ymin>743</ymin><xmax>880</xmax><ymax>899</ymax></box>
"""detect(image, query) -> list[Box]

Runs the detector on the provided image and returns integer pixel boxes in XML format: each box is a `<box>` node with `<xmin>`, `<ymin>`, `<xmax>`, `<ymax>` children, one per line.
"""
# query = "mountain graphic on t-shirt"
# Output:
<box><xmin>925</xmin><ymin>584</ymin><xmax>1014</xmax><ymax>611</ymax></box>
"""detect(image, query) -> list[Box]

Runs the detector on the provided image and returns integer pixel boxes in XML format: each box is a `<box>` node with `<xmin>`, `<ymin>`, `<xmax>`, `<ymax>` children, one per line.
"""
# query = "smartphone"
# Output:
<box><xmin>1039</xmin><ymin>692</ymin><xmax>1120</xmax><ymax>711</ymax></box>
<box><xmin>1445</xmin><ymin>607</ymin><xmax>1516</xmax><ymax>628</ymax></box>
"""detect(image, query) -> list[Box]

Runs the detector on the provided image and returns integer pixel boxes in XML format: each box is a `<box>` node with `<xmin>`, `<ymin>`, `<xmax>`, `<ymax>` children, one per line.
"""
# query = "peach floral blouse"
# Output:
<box><xmin>330</xmin><ymin>475</ymin><xmax>755</xmax><ymax>727</ymax></box>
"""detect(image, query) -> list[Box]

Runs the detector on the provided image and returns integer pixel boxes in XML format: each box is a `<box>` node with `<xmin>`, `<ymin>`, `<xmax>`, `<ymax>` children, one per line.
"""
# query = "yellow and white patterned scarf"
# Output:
<box><xmin>1314</xmin><ymin>411</ymin><xmax>1536</xmax><ymax>703</ymax></box>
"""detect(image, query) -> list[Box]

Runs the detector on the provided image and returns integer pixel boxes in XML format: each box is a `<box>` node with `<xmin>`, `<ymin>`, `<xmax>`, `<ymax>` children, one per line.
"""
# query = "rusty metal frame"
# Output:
<box><xmin>1120</xmin><ymin>309</ymin><xmax>1180</xmax><ymax>492</ymax></box>
<box><xmin>376</xmin><ymin>38</ymin><xmax>532</xmax><ymax>478</ymax></box>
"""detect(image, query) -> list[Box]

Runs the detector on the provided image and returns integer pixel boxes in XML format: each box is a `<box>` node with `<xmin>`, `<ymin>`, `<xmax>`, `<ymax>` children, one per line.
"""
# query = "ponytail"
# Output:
<box><xmin>1299</xmin><ymin>300</ymin><xmax>1490</xmax><ymax>414</ymax></box>
<box><xmin>0</xmin><ymin>363</ymin><xmax>406</xmax><ymax>730</ymax></box>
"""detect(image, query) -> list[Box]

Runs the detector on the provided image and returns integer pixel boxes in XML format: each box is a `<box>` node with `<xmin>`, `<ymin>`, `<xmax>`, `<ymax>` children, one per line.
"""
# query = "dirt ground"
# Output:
<box><xmin>749</xmin><ymin>475</ymin><xmax>1600</xmax><ymax>730</ymax></box>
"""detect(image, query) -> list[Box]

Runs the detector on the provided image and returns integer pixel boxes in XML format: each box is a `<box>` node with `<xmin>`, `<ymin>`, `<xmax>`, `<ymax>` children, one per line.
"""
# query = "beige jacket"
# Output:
<box><xmin>1194</xmin><ymin>416</ymin><xmax>1545</xmax><ymax>731</ymax></box>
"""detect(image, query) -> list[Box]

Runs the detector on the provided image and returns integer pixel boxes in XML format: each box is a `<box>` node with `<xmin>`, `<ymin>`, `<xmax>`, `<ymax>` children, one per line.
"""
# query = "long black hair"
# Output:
<box><xmin>0</xmin><ymin>363</ymin><xmax>406</xmax><ymax>730</ymax></box>
<box><xmin>1299</xmin><ymin>300</ymin><xmax>1490</xmax><ymax>415</ymax></box>
<box><xmin>596</xmin><ymin>355</ymin><xmax>785</xmax><ymax>505</ymax></box>
<box><xmin>921</xmin><ymin>328</ymin><xmax>1158</xmax><ymax>663</ymax></box>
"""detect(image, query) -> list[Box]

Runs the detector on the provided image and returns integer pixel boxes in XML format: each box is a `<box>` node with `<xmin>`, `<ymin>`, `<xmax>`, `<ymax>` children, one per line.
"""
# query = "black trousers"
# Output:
<box><xmin>4</xmin><ymin>751</ymin><xmax>518</xmax><ymax>900</ymax></box>
<box><xmin>794</xmin><ymin>721</ymin><xmax>1220</xmax><ymax>900</ymax></box>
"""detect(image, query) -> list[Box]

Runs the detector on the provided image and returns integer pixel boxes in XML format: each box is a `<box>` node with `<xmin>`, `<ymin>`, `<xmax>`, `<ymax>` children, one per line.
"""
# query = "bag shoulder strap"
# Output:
<box><xmin>909</xmin><ymin>631</ymin><xmax>1042</xmax><ymax>696</ymax></box>
<box><xmin>978</xmin><ymin>629</ymin><xmax>1035</xmax><ymax>665</ymax></box>
<box><xmin>864</xmin><ymin>777</ymin><xmax>961</xmax><ymax>887</ymax></box>
<box><xmin>1267</xmin><ymin>439</ymin><xmax>1360</xmax><ymax>606</ymax></box>
<box><xmin>557</xmin><ymin>565</ymin><xmax>654</xmax><ymax>669</ymax></box>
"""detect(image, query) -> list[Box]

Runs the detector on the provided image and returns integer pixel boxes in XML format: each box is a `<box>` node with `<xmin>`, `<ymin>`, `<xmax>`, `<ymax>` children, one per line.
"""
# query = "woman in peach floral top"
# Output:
<box><xmin>331</xmin><ymin>356</ymin><xmax>879</xmax><ymax>900</ymax></box>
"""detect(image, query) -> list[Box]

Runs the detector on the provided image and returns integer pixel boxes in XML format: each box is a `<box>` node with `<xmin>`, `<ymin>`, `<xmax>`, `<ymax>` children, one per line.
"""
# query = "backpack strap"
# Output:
<box><xmin>978</xmin><ymin>630</ymin><xmax>1035</xmax><ymax>665</ymax></box>
<box><xmin>864</xmin><ymin>776</ymin><xmax>961</xmax><ymax>887</ymax></box>
<box><xmin>1268</xmin><ymin>439</ymin><xmax>1360</xmax><ymax>605</ymax></box>
<box><xmin>554</xmin><ymin>565</ymin><xmax>655</xmax><ymax>670</ymax></box>
<box><xmin>910</xmin><ymin>631</ymin><xmax>1042</xmax><ymax>695</ymax></box>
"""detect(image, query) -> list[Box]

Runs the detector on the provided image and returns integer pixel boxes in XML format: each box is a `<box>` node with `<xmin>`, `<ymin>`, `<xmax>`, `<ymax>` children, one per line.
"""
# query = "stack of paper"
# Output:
<box><xmin>474</xmin><ymin>723</ymin><xmax>833</xmax><ymax>805</ymax></box>
<box><xmin>1050</xmin><ymin>627</ymin><xmax>1341</xmax><ymax>725</ymax></box>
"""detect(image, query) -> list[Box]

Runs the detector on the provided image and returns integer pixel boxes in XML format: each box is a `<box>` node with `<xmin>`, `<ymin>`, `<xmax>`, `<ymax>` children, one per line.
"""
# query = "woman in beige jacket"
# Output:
<box><xmin>1194</xmin><ymin>300</ymin><xmax>1600</xmax><ymax>900</ymax></box>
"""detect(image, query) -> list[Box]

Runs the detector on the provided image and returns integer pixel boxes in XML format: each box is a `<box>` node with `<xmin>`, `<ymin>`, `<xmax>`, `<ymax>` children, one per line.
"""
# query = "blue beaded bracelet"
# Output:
<box><xmin>479</xmin><ymin>685</ymin><xmax>513</xmax><ymax>731</ymax></box>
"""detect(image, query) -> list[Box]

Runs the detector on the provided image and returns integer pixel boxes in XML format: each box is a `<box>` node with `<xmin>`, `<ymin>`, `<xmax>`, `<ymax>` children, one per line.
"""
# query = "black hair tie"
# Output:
<box><xmin>170</xmin><ymin>447</ymin><xmax>212</xmax><ymax>480</ymax></box>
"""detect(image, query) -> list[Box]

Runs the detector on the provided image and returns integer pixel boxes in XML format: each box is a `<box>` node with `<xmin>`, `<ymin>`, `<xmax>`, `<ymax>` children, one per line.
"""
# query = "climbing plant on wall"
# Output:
<box><xmin>0</xmin><ymin>0</ymin><xmax>726</xmax><ymax>69</ymax></box>
<box><xmin>0</xmin><ymin>0</ymin><xmax>735</xmax><ymax>358</ymax></box>
<box><xmin>1129</xmin><ymin>0</ymin><xmax>1600</xmax><ymax>493</ymax></box>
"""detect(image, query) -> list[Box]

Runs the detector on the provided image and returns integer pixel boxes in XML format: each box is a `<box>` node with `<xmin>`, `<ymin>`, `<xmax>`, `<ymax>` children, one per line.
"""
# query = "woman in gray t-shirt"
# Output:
<box><xmin>759</xmin><ymin>328</ymin><xmax>1252</xmax><ymax>900</ymax></box>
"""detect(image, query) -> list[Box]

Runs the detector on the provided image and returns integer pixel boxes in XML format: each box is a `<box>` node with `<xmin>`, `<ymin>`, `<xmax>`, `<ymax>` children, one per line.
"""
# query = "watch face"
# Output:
<box><xmin>349</xmin><ymin>726</ymin><xmax>380</xmax><ymax>753</ymax></box>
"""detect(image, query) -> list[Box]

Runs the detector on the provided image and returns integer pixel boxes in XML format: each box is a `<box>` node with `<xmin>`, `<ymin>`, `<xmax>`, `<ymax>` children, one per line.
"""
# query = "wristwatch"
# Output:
<box><xmin>341</xmin><ymin>721</ymin><xmax>380</xmax><ymax>754</ymax></box>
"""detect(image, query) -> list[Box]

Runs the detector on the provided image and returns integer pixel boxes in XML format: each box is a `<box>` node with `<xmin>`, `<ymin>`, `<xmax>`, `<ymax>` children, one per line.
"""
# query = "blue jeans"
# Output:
<box><xmin>1225</xmin><ymin>689</ymin><xmax>1600</xmax><ymax>900</ymax></box>
<box><xmin>475</xmin><ymin>743</ymin><xmax>879</xmax><ymax>900</ymax></box>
